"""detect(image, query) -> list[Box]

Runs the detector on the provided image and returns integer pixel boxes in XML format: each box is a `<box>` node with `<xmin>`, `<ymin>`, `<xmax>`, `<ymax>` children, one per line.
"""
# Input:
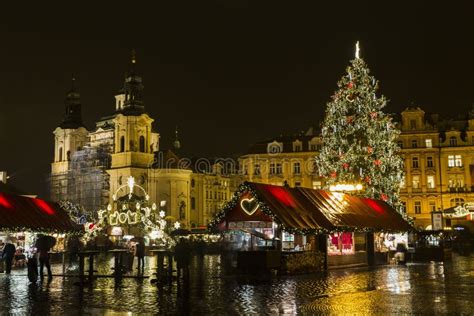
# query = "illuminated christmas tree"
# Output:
<box><xmin>316</xmin><ymin>42</ymin><xmax>404</xmax><ymax>212</ymax></box>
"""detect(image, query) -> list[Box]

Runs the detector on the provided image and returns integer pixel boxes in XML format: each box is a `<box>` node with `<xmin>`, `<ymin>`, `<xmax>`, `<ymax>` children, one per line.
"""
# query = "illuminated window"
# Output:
<box><xmin>450</xmin><ymin>198</ymin><xmax>464</xmax><ymax>207</ymax></box>
<box><xmin>450</xmin><ymin>136</ymin><xmax>457</xmax><ymax>146</ymax></box>
<box><xmin>310</xmin><ymin>144</ymin><xmax>317</xmax><ymax>151</ymax></box>
<box><xmin>425</xmin><ymin>139</ymin><xmax>432</xmax><ymax>148</ymax></box>
<box><xmin>427</xmin><ymin>156</ymin><xmax>434</xmax><ymax>168</ymax></box>
<box><xmin>414</xmin><ymin>201</ymin><xmax>421</xmax><ymax>214</ymax></box>
<box><xmin>411</xmin><ymin>140</ymin><xmax>418</xmax><ymax>148</ymax></box>
<box><xmin>327</xmin><ymin>232</ymin><xmax>355</xmax><ymax>255</ymax></box>
<box><xmin>412</xmin><ymin>157</ymin><xmax>419</xmax><ymax>168</ymax></box>
<box><xmin>412</xmin><ymin>175</ymin><xmax>420</xmax><ymax>189</ymax></box>
<box><xmin>448</xmin><ymin>155</ymin><xmax>462</xmax><ymax>167</ymax></box>
<box><xmin>293</xmin><ymin>162</ymin><xmax>301</xmax><ymax>174</ymax></box>
<box><xmin>427</xmin><ymin>175</ymin><xmax>435</xmax><ymax>189</ymax></box>
<box><xmin>294</xmin><ymin>144</ymin><xmax>302</xmax><ymax>152</ymax></box>
<box><xmin>312</xmin><ymin>181</ymin><xmax>322</xmax><ymax>189</ymax></box>
<box><xmin>400</xmin><ymin>176</ymin><xmax>406</xmax><ymax>189</ymax></box>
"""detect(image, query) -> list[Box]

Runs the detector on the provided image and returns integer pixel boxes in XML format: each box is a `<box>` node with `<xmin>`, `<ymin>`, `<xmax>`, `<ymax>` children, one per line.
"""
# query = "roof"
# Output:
<box><xmin>245</xmin><ymin>134</ymin><xmax>321</xmax><ymax>155</ymax></box>
<box><xmin>210</xmin><ymin>182</ymin><xmax>412</xmax><ymax>233</ymax></box>
<box><xmin>0</xmin><ymin>192</ymin><xmax>83</xmax><ymax>233</ymax></box>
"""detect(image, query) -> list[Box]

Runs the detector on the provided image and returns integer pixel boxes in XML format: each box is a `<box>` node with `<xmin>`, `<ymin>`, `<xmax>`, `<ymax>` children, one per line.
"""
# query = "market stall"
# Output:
<box><xmin>0</xmin><ymin>191</ymin><xmax>82</xmax><ymax>253</ymax></box>
<box><xmin>209</xmin><ymin>182</ymin><xmax>412</xmax><ymax>271</ymax></box>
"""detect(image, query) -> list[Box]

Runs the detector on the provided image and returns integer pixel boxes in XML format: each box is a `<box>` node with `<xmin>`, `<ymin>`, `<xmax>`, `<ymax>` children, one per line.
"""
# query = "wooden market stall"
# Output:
<box><xmin>209</xmin><ymin>182</ymin><xmax>413</xmax><ymax>272</ymax></box>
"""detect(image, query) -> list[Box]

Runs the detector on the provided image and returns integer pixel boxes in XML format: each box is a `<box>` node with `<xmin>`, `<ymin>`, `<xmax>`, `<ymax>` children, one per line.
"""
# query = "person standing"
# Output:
<box><xmin>135</xmin><ymin>239</ymin><xmax>145</xmax><ymax>273</ymax></box>
<box><xmin>36</xmin><ymin>236</ymin><xmax>54</xmax><ymax>280</ymax></box>
<box><xmin>2</xmin><ymin>240</ymin><xmax>16</xmax><ymax>274</ymax></box>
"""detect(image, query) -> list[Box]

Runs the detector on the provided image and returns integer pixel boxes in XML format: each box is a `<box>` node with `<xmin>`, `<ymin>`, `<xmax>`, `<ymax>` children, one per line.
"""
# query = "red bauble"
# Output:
<box><xmin>330</xmin><ymin>172</ymin><xmax>337</xmax><ymax>178</ymax></box>
<box><xmin>347</xmin><ymin>81</ymin><xmax>354</xmax><ymax>89</ymax></box>
<box><xmin>89</xmin><ymin>223</ymin><xmax>95</xmax><ymax>230</ymax></box>
<box><xmin>370</xmin><ymin>112</ymin><xmax>378</xmax><ymax>119</ymax></box>
<box><xmin>342</xmin><ymin>163</ymin><xmax>349</xmax><ymax>170</ymax></box>
<box><xmin>367</xmin><ymin>146</ymin><xmax>373</xmax><ymax>154</ymax></box>
<box><xmin>374</xmin><ymin>159</ymin><xmax>382</xmax><ymax>167</ymax></box>
<box><xmin>364</xmin><ymin>176</ymin><xmax>371</xmax><ymax>184</ymax></box>
<box><xmin>380</xmin><ymin>193</ymin><xmax>388</xmax><ymax>202</ymax></box>
<box><xmin>346</xmin><ymin>116</ymin><xmax>354</xmax><ymax>124</ymax></box>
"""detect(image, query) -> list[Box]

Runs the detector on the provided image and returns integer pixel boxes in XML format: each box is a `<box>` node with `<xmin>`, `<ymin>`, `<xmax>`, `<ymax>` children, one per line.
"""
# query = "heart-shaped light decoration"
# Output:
<box><xmin>240</xmin><ymin>197</ymin><xmax>259</xmax><ymax>216</ymax></box>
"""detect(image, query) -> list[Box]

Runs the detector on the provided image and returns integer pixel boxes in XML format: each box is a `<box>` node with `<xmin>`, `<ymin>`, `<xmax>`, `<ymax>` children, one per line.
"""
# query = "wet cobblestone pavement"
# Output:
<box><xmin>1</xmin><ymin>253</ymin><xmax>474</xmax><ymax>315</ymax></box>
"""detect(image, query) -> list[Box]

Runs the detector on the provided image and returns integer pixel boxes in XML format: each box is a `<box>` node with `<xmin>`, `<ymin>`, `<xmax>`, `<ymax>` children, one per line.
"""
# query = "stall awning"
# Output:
<box><xmin>0</xmin><ymin>192</ymin><xmax>83</xmax><ymax>233</ymax></box>
<box><xmin>210</xmin><ymin>182</ymin><xmax>412</xmax><ymax>234</ymax></box>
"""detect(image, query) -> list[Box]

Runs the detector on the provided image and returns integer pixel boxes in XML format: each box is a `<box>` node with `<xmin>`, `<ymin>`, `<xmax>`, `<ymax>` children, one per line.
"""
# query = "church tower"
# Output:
<box><xmin>51</xmin><ymin>77</ymin><xmax>89</xmax><ymax>201</ymax></box>
<box><xmin>107</xmin><ymin>51</ymin><xmax>160</xmax><ymax>198</ymax></box>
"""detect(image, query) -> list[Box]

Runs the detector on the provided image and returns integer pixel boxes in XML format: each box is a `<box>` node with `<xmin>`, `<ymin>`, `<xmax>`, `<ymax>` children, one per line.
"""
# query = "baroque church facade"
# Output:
<box><xmin>50</xmin><ymin>54</ymin><xmax>231</xmax><ymax>228</ymax></box>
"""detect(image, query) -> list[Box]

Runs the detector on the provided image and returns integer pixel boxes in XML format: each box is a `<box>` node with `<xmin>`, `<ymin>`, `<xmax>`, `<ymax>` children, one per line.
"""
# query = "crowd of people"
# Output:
<box><xmin>0</xmin><ymin>235</ymin><xmax>56</xmax><ymax>281</ymax></box>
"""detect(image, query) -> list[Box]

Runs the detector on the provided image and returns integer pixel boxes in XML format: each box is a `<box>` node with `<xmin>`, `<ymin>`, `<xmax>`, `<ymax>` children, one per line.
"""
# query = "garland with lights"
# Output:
<box><xmin>208</xmin><ymin>182</ymin><xmax>413</xmax><ymax>235</ymax></box>
<box><xmin>79</xmin><ymin>176</ymin><xmax>175</xmax><ymax>247</ymax></box>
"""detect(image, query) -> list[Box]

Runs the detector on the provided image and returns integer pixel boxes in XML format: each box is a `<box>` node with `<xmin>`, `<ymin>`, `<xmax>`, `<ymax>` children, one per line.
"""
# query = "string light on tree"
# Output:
<box><xmin>316</xmin><ymin>42</ymin><xmax>406</xmax><ymax>217</ymax></box>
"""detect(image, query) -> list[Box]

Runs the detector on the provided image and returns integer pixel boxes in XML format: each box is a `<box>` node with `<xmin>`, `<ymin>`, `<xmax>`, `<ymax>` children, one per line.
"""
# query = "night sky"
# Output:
<box><xmin>1</xmin><ymin>1</ymin><xmax>474</xmax><ymax>197</ymax></box>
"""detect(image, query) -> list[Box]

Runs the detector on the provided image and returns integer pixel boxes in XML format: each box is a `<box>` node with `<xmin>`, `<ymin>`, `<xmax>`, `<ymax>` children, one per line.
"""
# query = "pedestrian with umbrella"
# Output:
<box><xmin>35</xmin><ymin>234</ymin><xmax>56</xmax><ymax>280</ymax></box>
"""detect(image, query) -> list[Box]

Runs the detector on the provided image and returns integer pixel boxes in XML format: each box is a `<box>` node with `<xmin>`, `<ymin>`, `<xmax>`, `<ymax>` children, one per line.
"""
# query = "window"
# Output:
<box><xmin>270</xmin><ymin>163</ymin><xmax>276</xmax><ymax>175</ymax></box>
<box><xmin>401</xmin><ymin>201</ymin><xmax>407</xmax><ymax>213</ymax></box>
<box><xmin>310</xmin><ymin>144</ymin><xmax>317</xmax><ymax>151</ymax></box>
<box><xmin>410</xmin><ymin>119</ymin><xmax>416</xmax><ymax>130</ymax></box>
<box><xmin>294</xmin><ymin>144</ymin><xmax>302</xmax><ymax>152</ymax></box>
<box><xmin>191</xmin><ymin>197</ymin><xmax>195</xmax><ymax>210</ymax></box>
<box><xmin>58</xmin><ymin>147</ymin><xmax>63</xmax><ymax>161</ymax></box>
<box><xmin>206</xmin><ymin>191</ymin><xmax>209</xmax><ymax>199</ymax></box>
<box><xmin>139</xmin><ymin>136</ymin><xmax>145</xmax><ymax>152</ymax></box>
<box><xmin>429</xmin><ymin>201</ymin><xmax>436</xmax><ymax>212</ymax></box>
<box><xmin>449</xmin><ymin>136</ymin><xmax>457</xmax><ymax>146</ymax></box>
<box><xmin>400</xmin><ymin>176</ymin><xmax>406</xmax><ymax>189</ymax></box>
<box><xmin>66</xmin><ymin>150</ymin><xmax>71</xmax><ymax>161</ymax></box>
<box><xmin>276</xmin><ymin>163</ymin><xmax>282</xmax><ymax>174</ymax></box>
<box><xmin>427</xmin><ymin>156</ymin><xmax>434</xmax><ymax>168</ymax></box>
<box><xmin>450</xmin><ymin>198</ymin><xmax>465</xmax><ymax>207</ymax></box>
<box><xmin>412</xmin><ymin>157</ymin><xmax>419</xmax><ymax>168</ymax></box>
<box><xmin>448</xmin><ymin>155</ymin><xmax>462</xmax><ymax>167</ymax></box>
<box><xmin>412</xmin><ymin>175</ymin><xmax>420</xmax><ymax>189</ymax></box>
<box><xmin>448</xmin><ymin>175</ymin><xmax>464</xmax><ymax>188</ymax></box>
<box><xmin>293</xmin><ymin>162</ymin><xmax>301</xmax><ymax>174</ymax></box>
<box><xmin>254</xmin><ymin>164</ymin><xmax>260</xmax><ymax>175</ymax></box>
<box><xmin>312</xmin><ymin>181</ymin><xmax>322</xmax><ymax>189</ymax></box>
<box><xmin>191</xmin><ymin>179</ymin><xmax>195</xmax><ymax>188</ymax></box>
<box><xmin>425</xmin><ymin>139</ymin><xmax>432</xmax><ymax>148</ymax></box>
<box><xmin>427</xmin><ymin>175</ymin><xmax>435</xmax><ymax>189</ymax></box>
<box><xmin>414</xmin><ymin>201</ymin><xmax>421</xmax><ymax>214</ymax></box>
<box><xmin>397</xmin><ymin>141</ymin><xmax>403</xmax><ymax>148</ymax></box>
<box><xmin>295</xmin><ymin>182</ymin><xmax>301</xmax><ymax>187</ymax></box>
<box><xmin>472</xmin><ymin>136</ymin><xmax>474</xmax><ymax>145</ymax></box>
<box><xmin>411</xmin><ymin>140</ymin><xmax>418</xmax><ymax>148</ymax></box>
<box><xmin>120</xmin><ymin>136</ymin><xmax>125</xmax><ymax>152</ymax></box>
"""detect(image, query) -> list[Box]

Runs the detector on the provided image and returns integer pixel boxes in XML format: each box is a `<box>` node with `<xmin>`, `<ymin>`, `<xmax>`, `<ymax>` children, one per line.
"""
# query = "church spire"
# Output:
<box><xmin>60</xmin><ymin>75</ymin><xmax>84</xmax><ymax>129</ymax></box>
<box><xmin>118</xmin><ymin>49</ymin><xmax>145</xmax><ymax>115</ymax></box>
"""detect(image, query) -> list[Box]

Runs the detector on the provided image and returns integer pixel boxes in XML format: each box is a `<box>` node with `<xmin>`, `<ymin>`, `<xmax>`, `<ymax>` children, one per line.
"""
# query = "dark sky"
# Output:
<box><xmin>1</xmin><ymin>1</ymin><xmax>474</xmax><ymax>197</ymax></box>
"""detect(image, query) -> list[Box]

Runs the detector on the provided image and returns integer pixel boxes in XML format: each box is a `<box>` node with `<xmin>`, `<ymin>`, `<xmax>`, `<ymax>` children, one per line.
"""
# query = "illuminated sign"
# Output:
<box><xmin>240</xmin><ymin>197</ymin><xmax>259</xmax><ymax>215</ymax></box>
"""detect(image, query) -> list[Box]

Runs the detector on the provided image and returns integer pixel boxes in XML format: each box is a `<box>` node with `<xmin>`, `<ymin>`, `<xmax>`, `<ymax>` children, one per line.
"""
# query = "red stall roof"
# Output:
<box><xmin>210</xmin><ymin>182</ymin><xmax>412</xmax><ymax>233</ymax></box>
<box><xmin>0</xmin><ymin>192</ymin><xmax>82</xmax><ymax>233</ymax></box>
